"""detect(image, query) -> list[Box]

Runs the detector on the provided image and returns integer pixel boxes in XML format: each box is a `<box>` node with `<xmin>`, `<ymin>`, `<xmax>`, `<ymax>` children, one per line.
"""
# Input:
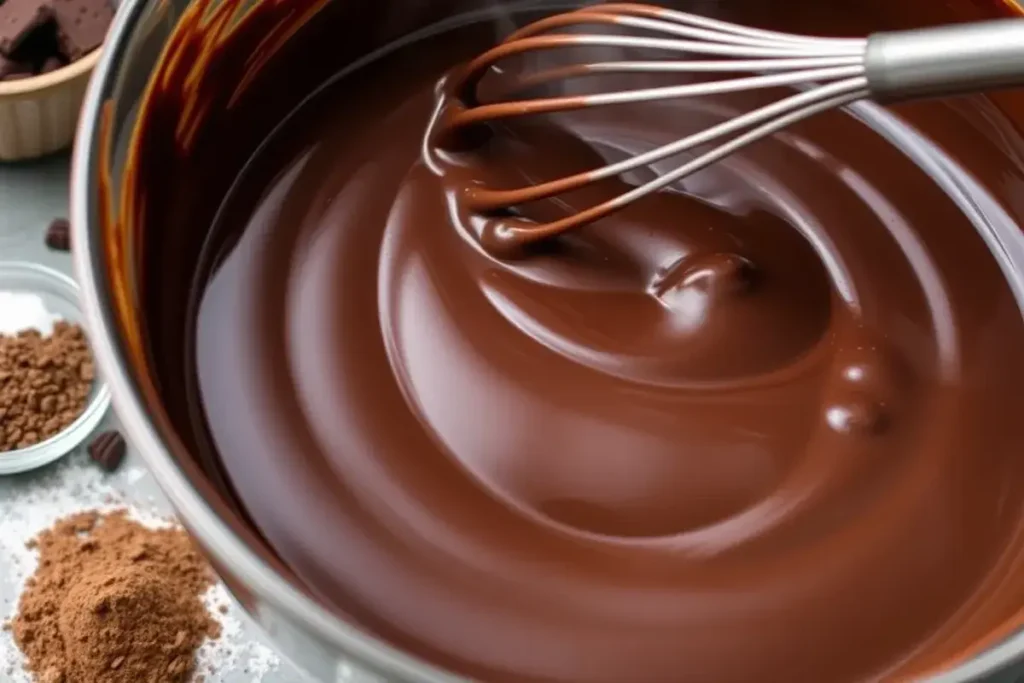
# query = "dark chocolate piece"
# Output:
<box><xmin>44</xmin><ymin>217</ymin><xmax>70</xmax><ymax>251</ymax></box>
<box><xmin>51</xmin><ymin>0</ymin><xmax>110</xmax><ymax>60</ymax></box>
<box><xmin>39</xmin><ymin>54</ymin><xmax>62</xmax><ymax>72</ymax></box>
<box><xmin>87</xmin><ymin>430</ymin><xmax>126</xmax><ymax>472</ymax></box>
<box><xmin>0</xmin><ymin>54</ymin><xmax>34</xmax><ymax>79</ymax></box>
<box><xmin>6</xmin><ymin>7</ymin><xmax>58</xmax><ymax>71</ymax></box>
<box><xmin>0</xmin><ymin>0</ymin><xmax>53</xmax><ymax>56</ymax></box>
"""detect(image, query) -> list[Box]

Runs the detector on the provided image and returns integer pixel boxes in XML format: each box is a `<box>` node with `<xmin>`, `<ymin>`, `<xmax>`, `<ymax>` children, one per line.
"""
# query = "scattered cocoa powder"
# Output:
<box><xmin>0</xmin><ymin>321</ymin><xmax>94</xmax><ymax>452</ymax></box>
<box><xmin>10</xmin><ymin>510</ymin><xmax>220</xmax><ymax>683</ymax></box>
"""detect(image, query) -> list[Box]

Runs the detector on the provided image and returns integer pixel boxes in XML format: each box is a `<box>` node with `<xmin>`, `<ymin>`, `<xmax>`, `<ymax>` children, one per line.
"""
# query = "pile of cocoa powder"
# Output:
<box><xmin>0</xmin><ymin>321</ymin><xmax>94</xmax><ymax>452</ymax></box>
<box><xmin>7</xmin><ymin>510</ymin><xmax>220</xmax><ymax>683</ymax></box>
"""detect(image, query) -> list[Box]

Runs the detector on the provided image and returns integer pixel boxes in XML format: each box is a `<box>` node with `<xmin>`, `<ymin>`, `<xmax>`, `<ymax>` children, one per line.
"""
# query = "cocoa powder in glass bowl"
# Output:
<box><xmin>0</xmin><ymin>321</ymin><xmax>94</xmax><ymax>452</ymax></box>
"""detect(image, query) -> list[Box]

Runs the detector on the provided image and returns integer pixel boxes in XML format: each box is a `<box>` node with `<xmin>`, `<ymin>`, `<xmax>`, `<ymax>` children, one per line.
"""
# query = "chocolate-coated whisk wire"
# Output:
<box><xmin>441</xmin><ymin>2</ymin><xmax>1024</xmax><ymax>245</ymax></box>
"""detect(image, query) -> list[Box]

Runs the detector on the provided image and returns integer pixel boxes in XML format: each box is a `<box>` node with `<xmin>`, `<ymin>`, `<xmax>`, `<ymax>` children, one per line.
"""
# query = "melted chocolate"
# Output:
<box><xmin>119</xmin><ymin>0</ymin><xmax>1024</xmax><ymax>681</ymax></box>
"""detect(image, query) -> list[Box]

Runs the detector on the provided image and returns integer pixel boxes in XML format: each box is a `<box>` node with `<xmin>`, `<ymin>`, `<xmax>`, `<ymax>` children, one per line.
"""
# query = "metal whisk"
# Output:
<box><xmin>442</xmin><ymin>2</ymin><xmax>1024</xmax><ymax>243</ymax></box>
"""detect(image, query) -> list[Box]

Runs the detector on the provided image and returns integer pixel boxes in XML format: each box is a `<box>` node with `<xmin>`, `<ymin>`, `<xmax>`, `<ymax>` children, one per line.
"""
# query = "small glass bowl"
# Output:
<box><xmin>0</xmin><ymin>261</ymin><xmax>112</xmax><ymax>475</ymax></box>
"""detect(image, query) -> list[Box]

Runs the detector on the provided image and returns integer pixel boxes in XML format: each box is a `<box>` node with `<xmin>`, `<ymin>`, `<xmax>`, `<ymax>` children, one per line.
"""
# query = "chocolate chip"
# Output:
<box><xmin>45</xmin><ymin>217</ymin><xmax>71</xmax><ymax>251</ymax></box>
<box><xmin>51</xmin><ymin>0</ymin><xmax>111</xmax><ymax>60</ymax></box>
<box><xmin>87</xmin><ymin>430</ymin><xmax>126</xmax><ymax>472</ymax></box>
<box><xmin>0</xmin><ymin>0</ymin><xmax>54</xmax><ymax>56</ymax></box>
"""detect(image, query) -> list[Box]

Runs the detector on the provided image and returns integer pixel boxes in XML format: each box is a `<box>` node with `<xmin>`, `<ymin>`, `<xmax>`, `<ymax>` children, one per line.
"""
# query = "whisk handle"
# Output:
<box><xmin>866</xmin><ymin>18</ymin><xmax>1024</xmax><ymax>102</ymax></box>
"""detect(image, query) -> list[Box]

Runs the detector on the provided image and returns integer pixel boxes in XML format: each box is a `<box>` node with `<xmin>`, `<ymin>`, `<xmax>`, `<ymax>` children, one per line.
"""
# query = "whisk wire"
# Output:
<box><xmin>612</xmin><ymin>4</ymin><xmax>865</xmax><ymax>46</ymax></box>
<box><xmin>497</xmin><ymin>55</ymin><xmax>866</xmax><ymax>101</ymax></box>
<box><xmin>447</xmin><ymin>3</ymin><xmax>873</xmax><ymax>242</ymax></box>
<box><xmin>456</xmin><ymin>28</ymin><xmax>866</xmax><ymax>103</ymax></box>
<box><xmin>442</xmin><ymin>3</ymin><xmax>1024</xmax><ymax>244</ymax></box>
<box><xmin>504</xmin><ymin>10</ymin><xmax>866</xmax><ymax>53</ymax></box>
<box><xmin>477</xmin><ymin>79</ymin><xmax>868</xmax><ymax>243</ymax></box>
<box><xmin>450</xmin><ymin>63</ymin><xmax>865</xmax><ymax>129</ymax></box>
<box><xmin>467</xmin><ymin>76</ymin><xmax>869</xmax><ymax>214</ymax></box>
<box><xmin>571</xmin><ymin>56</ymin><xmax>867</xmax><ymax>74</ymax></box>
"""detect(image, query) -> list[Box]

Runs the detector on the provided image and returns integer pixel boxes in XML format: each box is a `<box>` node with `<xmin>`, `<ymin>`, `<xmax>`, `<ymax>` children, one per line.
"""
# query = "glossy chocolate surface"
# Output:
<box><xmin>123</xmin><ymin>0</ymin><xmax>1024</xmax><ymax>680</ymax></box>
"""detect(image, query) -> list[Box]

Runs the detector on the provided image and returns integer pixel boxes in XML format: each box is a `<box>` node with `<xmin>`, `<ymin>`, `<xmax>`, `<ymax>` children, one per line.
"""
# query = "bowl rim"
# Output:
<box><xmin>69</xmin><ymin>0</ymin><xmax>1024</xmax><ymax>682</ymax></box>
<box><xmin>0</xmin><ymin>48</ymin><xmax>101</xmax><ymax>98</ymax></box>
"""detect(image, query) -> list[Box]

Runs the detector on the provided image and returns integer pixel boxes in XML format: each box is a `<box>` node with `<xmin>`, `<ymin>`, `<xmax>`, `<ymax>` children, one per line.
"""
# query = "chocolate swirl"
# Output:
<box><xmin>156</xmin><ymin>3</ymin><xmax>1024</xmax><ymax>682</ymax></box>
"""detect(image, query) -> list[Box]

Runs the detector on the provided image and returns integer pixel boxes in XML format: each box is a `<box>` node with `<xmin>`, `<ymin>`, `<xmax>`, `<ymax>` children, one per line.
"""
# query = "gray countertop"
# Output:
<box><xmin>0</xmin><ymin>153</ymin><xmax>308</xmax><ymax>683</ymax></box>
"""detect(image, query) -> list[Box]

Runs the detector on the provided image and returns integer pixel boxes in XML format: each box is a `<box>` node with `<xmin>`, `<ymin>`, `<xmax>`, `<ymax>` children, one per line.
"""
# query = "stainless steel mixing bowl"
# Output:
<box><xmin>69</xmin><ymin>0</ymin><xmax>1024</xmax><ymax>680</ymax></box>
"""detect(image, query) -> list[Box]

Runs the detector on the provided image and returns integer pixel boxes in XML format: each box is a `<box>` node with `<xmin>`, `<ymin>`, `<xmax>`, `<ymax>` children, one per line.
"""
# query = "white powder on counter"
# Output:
<box><xmin>0</xmin><ymin>292</ymin><xmax>62</xmax><ymax>335</ymax></box>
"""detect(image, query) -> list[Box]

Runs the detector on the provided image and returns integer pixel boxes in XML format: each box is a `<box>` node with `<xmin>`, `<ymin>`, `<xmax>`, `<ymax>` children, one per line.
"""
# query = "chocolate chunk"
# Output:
<box><xmin>52</xmin><ymin>0</ymin><xmax>111</xmax><ymax>60</ymax></box>
<box><xmin>0</xmin><ymin>0</ymin><xmax>54</xmax><ymax>56</ymax></box>
<box><xmin>39</xmin><ymin>54</ymin><xmax>62</xmax><ymax>72</ymax></box>
<box><xmin>0</xmin><ymin>54</ymin><xmax>33</xmax><ymax>79</ymax></box>
<box><xmin>5</xmin><ymin>8</ymin><xmax>59</xmax><ymax>71</ymax></box>
<box><xmin>88</xmin><ymin>430</ymin><xmax>126</xmax><ymax>472</ymax></box>
<box><xmin>45</xmin><ymin>217</ymin><xmax>71</xmax><ymax>251</ymax></box>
